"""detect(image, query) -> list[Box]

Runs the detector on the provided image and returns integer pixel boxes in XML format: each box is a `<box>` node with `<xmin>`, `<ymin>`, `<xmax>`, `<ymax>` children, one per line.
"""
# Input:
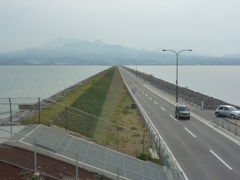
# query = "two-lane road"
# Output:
<box><xmin>120</xmin><ymin>67</ymin><xmax>240</xmax><ymax>180</ymax></box>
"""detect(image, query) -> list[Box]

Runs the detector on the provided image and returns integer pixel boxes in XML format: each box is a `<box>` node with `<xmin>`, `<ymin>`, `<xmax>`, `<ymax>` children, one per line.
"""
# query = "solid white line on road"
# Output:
<box><xmin>120</xmin><ymin>68</ymin><xmax>189</xmax><ymax>180</ymax></box>
<box><xmin>153</xmin><ymin>101</ymin><xmax>158</xmax><ymax>105</ymax></box>
<box><xmin>209</xmin><ymin>150</ymin><xmax>233</xmax><ymax>170</ymax></box>
<box><xmin>184</xmin><ymin>128</ymin><xmax>197</xmax><ymax>138</ymax></box>
<box><xmin>161</xmin><ymin>107</ymin><xmax>166</xmax><ymax>111</ymax></box>
<box><xmin>137</xmin><ymin>78</ymin><xmax>240</xmax><ymax>147</ymax></box>
<box><xmin>170</xmin><ymin>115</ymin><xmax>178</xmax><ymax>122</ymax></box>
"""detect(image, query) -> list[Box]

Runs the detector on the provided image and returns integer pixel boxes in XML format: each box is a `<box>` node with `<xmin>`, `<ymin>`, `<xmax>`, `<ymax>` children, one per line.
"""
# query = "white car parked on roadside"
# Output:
<box><xmin>215</xmin><ymin>105</ymin><xmax>240</xmax><ymax>119</ymax></box>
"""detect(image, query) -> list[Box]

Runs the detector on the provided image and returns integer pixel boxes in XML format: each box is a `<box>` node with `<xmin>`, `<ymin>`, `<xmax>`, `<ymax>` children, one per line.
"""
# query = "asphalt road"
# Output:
<box><xmin>119</xmin><ymin>67</ymin><xmax>240</xmax><ymax>180</ymax></box>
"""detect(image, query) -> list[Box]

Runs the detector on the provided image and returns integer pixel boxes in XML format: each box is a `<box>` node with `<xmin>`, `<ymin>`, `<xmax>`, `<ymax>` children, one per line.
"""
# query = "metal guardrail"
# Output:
<box><xmin>120</xmin><ymin>69</ymin><xmax>187</xmax><ymax>180</ymax></box>
<box><xmin>212</xmin><ymin>117</ymin><xmax>240</xmax><ymax>137</ymax></box>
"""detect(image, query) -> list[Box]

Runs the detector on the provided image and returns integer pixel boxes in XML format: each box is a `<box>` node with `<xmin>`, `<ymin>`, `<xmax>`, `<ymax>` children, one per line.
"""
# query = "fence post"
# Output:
<box><xmin>76</xmin><ymin>152</ymin><xmax>79</xmax><ymax>180</ymax></box>
<box><xmin>65</xmin><ymin>106</ymin><xmax>68</xmax><ymax>132</ymax></box>
<box><xmin>116</xmin><ymin>125</ymin><xmax>119</xmax><ymax>151</ymax></box>
<box><xmin>8</xmin><ymin>98</ymin><xmax>12</xmax><ymax>137</ymax></box>
<box><xmin>116</xmin><ymin>166</ymin><xmax>119</xmax><ymax>180</ymax></box>
<box><xmin>38</xmin><ymin>97</ymin><xmax>41</xmax><ymax>124</ymax></box>
<box><xmin>158</xmin><ymin>138</ymin><xmax>161</xmax><ymax>160</ymax></box>
<box><xmin>142</xmin><ymin>132</ymin><xmax>145</xmax><ymax>154</ymax></box>
<box><xmin>34</xmin><ymin>139</ymin><xmax>37</xmax><ymax>173</ymax></box>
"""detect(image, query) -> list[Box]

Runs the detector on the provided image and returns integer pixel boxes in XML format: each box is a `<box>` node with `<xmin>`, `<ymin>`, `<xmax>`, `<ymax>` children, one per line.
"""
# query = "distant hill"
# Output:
<box><xmin>0</xmin><ymin>37</ymin><xmax>240</xmax><ymax>65</ymax></box>
<box><xmin>224</xmin><ymin>53</ymin><xmax>240</xmax><ymax>59</ymax></box>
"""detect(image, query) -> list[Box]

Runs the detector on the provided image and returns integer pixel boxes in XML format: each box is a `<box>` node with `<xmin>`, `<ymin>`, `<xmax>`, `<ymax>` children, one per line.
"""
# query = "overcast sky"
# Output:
<box><xmin>0</xmin><ymin>0</ymin><xmax>240</xmax><ymax>56</ymax></box>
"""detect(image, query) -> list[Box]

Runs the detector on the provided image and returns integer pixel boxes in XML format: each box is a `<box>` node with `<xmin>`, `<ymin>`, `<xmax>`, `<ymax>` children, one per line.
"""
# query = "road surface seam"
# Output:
<box><xmin>184</xmin><ymin>128</ymin><xmax>197</xmax><ymax>138</ymax></box>
<box><xmin>209</xmin><ymin>150</ymin><xmax>233</xmax><ymax>170</ymax></box>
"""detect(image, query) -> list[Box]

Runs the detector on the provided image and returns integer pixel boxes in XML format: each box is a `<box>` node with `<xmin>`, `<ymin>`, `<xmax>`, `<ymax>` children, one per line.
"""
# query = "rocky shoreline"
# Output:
<box><xmin>126</xmin><ymin>67</ymin><xmax>239</xmax><ymax>110</ymax></box>
<box><xmin>1</xmin><ymin>68</ymin><xmax>110</xmax><ymax>125</ymax></box>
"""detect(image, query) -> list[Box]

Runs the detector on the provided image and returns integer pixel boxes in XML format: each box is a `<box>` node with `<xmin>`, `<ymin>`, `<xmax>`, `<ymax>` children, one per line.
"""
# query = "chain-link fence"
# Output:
<box><xmin>120</xmin><ymin>71</ymin><xmax>187</xmax><ymax>180</ymax></box>
<box><xmin>0</xmin><ymin>128</ymin><xmax>116</xmax><ymax>180</ymax></box>
<box><xmin>0</xmin><ymin>98</ymin><xmax>155</xmax><ymax>157</ymax></box>
<box><xmin>0</xmin><ymin>125</ymin><xmax>171</xmax><ymax>180</ymax></box>
<box><xmin>1</xmin><ymin>97</ymin><xmax>187</xmax><ymax>180</ymax></box>
<box><xmin>211</xmin><ymin>117</ymin><xmax>240</xmax><ymax>137</ymax></box>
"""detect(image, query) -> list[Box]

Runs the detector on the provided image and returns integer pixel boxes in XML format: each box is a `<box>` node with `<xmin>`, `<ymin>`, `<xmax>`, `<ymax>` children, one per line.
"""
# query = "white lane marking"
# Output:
<box><xmin>161</xmin><ymin>107</ymin><xmax>166</xmax><ymax>111</ymax></box>
<box><xmin>184</xmin><ymin>128</ymin><xmax>197</xmax><ymax>138</ymax></box>
<box><xmin>120</xmin><ymin>69</ymin><xmax>189</xmax><ymax>180</ymax></box>
<box><xmin>142</xmin><ymin>83</ymin><xmax>176</xmax><ymax>105</ymax></box>
<box><xmin>170</xmin><ymin>115</ymin><xmax>178</xmax><ymax>122</ymax></box>
<box><xmin>153</xmin><ymin>101</ymin><xmax>158</xmax><ymax>105</ymax></box>
<box><xmin>137</xmin><ymin>79</ymin><xmax>240</xmax><ymax>146</ymax></box>
<box><xmin>209</xmin><ymin>150</ymin><xmax>233</xmax><ymax>170</ymax></box>
<box><xmin>192</xmin><ymin>112</ymin><xmax>240</xmax><ymax>147</ymax></box>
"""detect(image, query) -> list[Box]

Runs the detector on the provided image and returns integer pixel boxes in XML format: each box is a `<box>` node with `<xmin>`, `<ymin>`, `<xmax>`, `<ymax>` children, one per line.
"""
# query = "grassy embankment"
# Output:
<box><xmin>24</xmin><ymin>67</ymin><xmax>152</xmax><ymax>156</ymax></box>
<box><xmin>23</xmin><ymin>68</ymin><xmax>111</xmax><ymax>126</ymax></box>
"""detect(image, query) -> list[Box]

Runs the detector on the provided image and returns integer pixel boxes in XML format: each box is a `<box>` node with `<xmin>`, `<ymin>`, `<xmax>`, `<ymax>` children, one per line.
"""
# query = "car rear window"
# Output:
<box><xmin>178</xmin><ymin>106</ymin><xmax>187</xmax><ymax>111</ymax></box>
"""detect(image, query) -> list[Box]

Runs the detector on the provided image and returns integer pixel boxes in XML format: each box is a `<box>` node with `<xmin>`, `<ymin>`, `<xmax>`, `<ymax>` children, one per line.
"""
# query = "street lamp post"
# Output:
<box><xmin>162</xmin><ymin>49</ymin><xmax>192</xmax><ymax>103</ymax></box>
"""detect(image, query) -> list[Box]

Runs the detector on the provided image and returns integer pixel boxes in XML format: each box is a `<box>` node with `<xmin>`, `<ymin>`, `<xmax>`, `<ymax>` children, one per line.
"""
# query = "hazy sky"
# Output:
<box><xmin>1</xmin><ymin>0</ymin><xmax>240</xmax><ymax>56</ymax></box>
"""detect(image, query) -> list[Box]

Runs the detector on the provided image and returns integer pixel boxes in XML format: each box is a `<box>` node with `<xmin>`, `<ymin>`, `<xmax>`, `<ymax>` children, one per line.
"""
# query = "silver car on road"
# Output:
<box><xmin>215</xmin><ymin>105</ymin><xmax>240</xmax><ymax>119</ymax></box>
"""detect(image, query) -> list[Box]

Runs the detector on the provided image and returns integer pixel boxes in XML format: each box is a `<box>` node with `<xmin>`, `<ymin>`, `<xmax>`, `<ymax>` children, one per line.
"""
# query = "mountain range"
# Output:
<box><xmin>0</xmin><ymin>37</ymin><xmax>239</xmax><ymax>65</ymax></box>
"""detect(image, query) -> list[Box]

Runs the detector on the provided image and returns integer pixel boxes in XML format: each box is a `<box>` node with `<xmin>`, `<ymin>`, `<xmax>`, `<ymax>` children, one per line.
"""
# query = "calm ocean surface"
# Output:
<box><xmin>0</xmin><ymin>65</ymin><xmax>109</xmax><ymax>118</ymax></box>
<box><xmin>0</xmin><ymin>65</ymin><xmax>109</xmax><ymax>98</ymax></box>
<box><xmin>128</xmin><ymin>65</ymin><xmax>240</xmax><ymax>106</ymax></box>
<box><xmin>0</xmin><ymin>65</ymin><xmax>239</xmax><ymax>117</ymax></box>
